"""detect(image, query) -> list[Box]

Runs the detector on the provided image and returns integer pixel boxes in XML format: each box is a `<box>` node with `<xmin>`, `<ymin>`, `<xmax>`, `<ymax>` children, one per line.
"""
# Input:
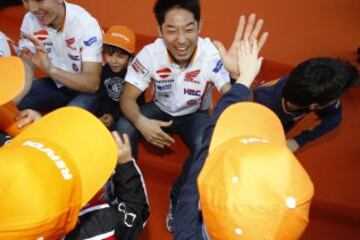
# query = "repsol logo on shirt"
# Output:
<box><xmin>184</xmin><ymin>88</ymin><xmax>201</xmax><ymax>96</ymax></box>
<box><xmin>22</xmin><ymin>140</ymin><xmax>73</xmax><ymax>180</ymax></box>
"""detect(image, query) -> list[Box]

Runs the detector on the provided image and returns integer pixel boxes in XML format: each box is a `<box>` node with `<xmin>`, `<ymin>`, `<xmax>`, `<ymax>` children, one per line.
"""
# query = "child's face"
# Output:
<box><xmin>105</xmin><ymin>51</ymin><xmax>130</xmax><ymax>73</ymax></box>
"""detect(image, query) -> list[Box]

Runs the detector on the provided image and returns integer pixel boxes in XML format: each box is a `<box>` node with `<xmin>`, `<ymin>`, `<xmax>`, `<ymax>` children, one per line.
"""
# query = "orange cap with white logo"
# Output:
<box><xmin>0</xmin><ymin>107</ymin><xmax>118</xmax><ymax>239</ymax></box>
<box><xmin>103</xmin><ymin>25</ymin><xmax>136</xmax><ymax>54</ymax></box>
<box><xmin>198</xmin><ymin>102</ymin><xmax>314</xmax><ymax>240</ymax></box>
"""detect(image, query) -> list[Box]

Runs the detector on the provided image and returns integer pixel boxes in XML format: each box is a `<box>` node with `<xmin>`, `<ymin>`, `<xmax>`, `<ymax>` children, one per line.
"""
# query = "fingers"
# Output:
<box><xmin>122</xmin><ymin>133</ymin><xmax>130</xmax><ymax>148</ymax></box>
<box><xmin>112</xmin><ymin>131</ymin><xmax>122</xmax><ymax>146</ymax></box>
<box><xmin>22</xmin><ymin>32</ymin><xmax>42</xmax><ymax>46</ymax></box>
<box><xmin>159</xmin><ymin>120</ymin><xmax>173</xmax><ymax>127</ymax></box>
<box><xmin>249</xmin><ymin>18</ymin><xmax>264</xmax><ymax>42</ymax></box>
<box><xmin>233</xmin><ymin>15</ymin><xmax>246</xmax><ymax>43</ymax></box>
<box><xmin>21</xmin><ymin>32</ymin><xmax>47</xmax><ymax>53</ymax></box>
<box><xmin>257</xmin><ymin>32</ymin><xmax>269</xmax><ymax>53</ymax></box>
<box><xmin>22</xmin><ymin>47</ymin><xmax>34</xmax><ymax>59</ymax></box>
<box><xmin>213</xmin><ymin>40</ymin><xmax>226</xmax><ymax>58</ymax></box>
<box><xmin>243</xmin><ymin>13</ymin><xmax>256</xmax><ymax>41</ymax></box>
<box><xmin>17</xmin><ymin>117</ymin><xmax>32</xmax><ymax>129</ymax></box>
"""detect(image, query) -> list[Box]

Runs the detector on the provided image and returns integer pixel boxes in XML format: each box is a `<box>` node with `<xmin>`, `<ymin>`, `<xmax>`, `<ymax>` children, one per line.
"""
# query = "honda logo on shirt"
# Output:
<box><xmin>184</xmin><ymin>70</ymin><xmax>200</xmax><ymax>84</ymax></box>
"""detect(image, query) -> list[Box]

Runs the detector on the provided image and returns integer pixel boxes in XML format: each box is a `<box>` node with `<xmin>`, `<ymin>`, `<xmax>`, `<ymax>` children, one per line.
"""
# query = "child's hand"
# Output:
<box><xmin>236</xmin><ymin>39</ymin><xmax>263</xmax><ymax>87</ymax></box>
<box><xmin>16</xmin><ymin>109</ymin><xmax>42</xmax><ymax>129</ymax></box>
<box><xmin>99</xmin><ymin>113</ymin><xmax>114</xmax><ymax>128</ymax></box>
<box><xmin>112</xmin><ymin>131</ymin><xmax>132</xmax><ymax>164</ymax></box>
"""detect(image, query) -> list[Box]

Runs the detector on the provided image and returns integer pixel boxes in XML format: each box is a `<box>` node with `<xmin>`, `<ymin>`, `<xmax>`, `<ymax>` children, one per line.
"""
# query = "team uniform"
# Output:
<box><xmin>125</xmin><ymin>37</ymin><xmax>230</xmax><ymax>116</ymax></box>
<box><xmin>0</xmin><ymin>31</ymin><xmax>18</xmax><ymax>57</ymax></box>
<box><xmin>116</xmin><ymin>37</ymin><xmax>230</xmax><ymax>226</ymax></box>
<box><xmin>253</xmin><ymin>77</ymin><xmax>342</xmax><ymax>147</ymax></box>
<box><xmin>65</xmin><ymin>160</ymin><xmax>150</xmax><ymax>240</ymax></box>
<box><xmin>18</xmin><ymin>1</ymin><xmax>103</xmax><ymax>112</ymax></box>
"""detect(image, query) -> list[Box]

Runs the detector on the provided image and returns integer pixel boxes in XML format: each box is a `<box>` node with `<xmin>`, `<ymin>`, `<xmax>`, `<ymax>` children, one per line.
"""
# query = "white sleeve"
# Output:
<box><xmin>206</xmin><ymin>55</ymin><xmax>230</xmax><ymax>91</ymax></box>
<box><xmin>80</xmin><ymin>19</ymin><xmax>103</xmax><ymax>63</ymax></box>
<box><xmin>18</xmin><ymin>14</ymin><xmax>35</xmax><ymax>53</ymax></box>
<box><xmin>124</xmin><ymin>47</ymin><xmax>153</xmax><ymax>92</ymax></box>
<box><xmin>0</xmin><ymin>32</ymin><xmax>11</xmax><ymax>57</ymax></box>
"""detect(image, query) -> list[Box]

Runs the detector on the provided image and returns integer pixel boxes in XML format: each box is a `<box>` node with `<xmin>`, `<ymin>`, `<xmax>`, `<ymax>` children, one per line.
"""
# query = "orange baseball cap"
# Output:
<box><xmin>0</xmin><ymin>107</ymin><xmax>118</xmax><ymax>239</ymax></box>
<box><xmin>103</xmin><ymin>25</ymin><xmax>136</xmax><ymax>54</ymax></box>
<box><xmin>198</xmin><ymin>102</ymin><xmax>314</xmax><ymax>240</ymax></box>
<box><xmin>0</xmin><ymin>56</ymin><xmax>24</xmax><ymax>105</ymax></box>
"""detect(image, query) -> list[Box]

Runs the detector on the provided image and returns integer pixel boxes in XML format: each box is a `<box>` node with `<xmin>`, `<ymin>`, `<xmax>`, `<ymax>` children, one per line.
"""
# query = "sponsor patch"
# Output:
<box><xmin>68</xmin><ymin>54</ymin><xmax>80</xmax><ymax>61</ymax></box>
<box><xmin>212</xmin><ymin>59</ymin><xmax>223</xmax><ymax>73</ymax></box>
<box><xmin>33</xmin><ymin>29</ymin><xmax>48</xmax><ymax>41</ymax></box>
<box><xmin>157</xmin><ymin>92</ymin><xmax>170</xmax><ymax>98</ymax></box>
<box><xmin>131</xmin><ymin>59</ymin><xmax>149</xmax><ymax>78</ymax></box>
<box><xmin>155</xmin><ymin>79</ymin><xmax>174</xmax><ymax>84</ymax></box>
<box><xmin>66</xmin><ymin>37</ymin><xmax>76</xmax><ymax>50</ymax></box>
<box><xmin>157</xmin><ymin>84</ymin><xmax>172</xmax><ymax>91</ymax></box>
<box><xmin>72</xmin><ymin>63</ymin><xmax>79</xmax><ymax>72</ymax></box>
<box><xmin>83</xmin><ymin>36</ymin><xmax>97</xmax><ymax>47</ymax></box>
<box><xmin>156</xmin><ymin>68</ymin><xmax>172</xmax><ymax>79</ymax></box>
<box><xmin>184</xmin><ymin>88</ymin><xmax>201</xmax><ymax>97</ymax></box>
<box><xmin>184</xmin><ymin>69</ymin><xmax>200</xmax><ymax>84</ymax></box>
<box><xmin>187</xmin><ymin>99</ymin><xmax>199</xmax><ymax>105</ymax></box>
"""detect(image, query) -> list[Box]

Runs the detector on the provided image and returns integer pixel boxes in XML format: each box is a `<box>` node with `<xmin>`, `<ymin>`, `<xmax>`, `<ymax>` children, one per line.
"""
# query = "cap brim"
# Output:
<box><xmin>103</xmin><ymin>41</ymin><xmax>133</xmax><ymax>55</ymax></box>
<box><xmin>209</xmin><ymin>102</ymin><xmax>286</xmax><ymax>153</ymax></box>
<box><xmin>0</xmin><ymin>56</ymin><xmax>25</xmax><ymax>105</ymax></box>
<box><xmin>11</xmin><ymin>107</ymin><xmax>118</xmax><ymax>206</ymax></box>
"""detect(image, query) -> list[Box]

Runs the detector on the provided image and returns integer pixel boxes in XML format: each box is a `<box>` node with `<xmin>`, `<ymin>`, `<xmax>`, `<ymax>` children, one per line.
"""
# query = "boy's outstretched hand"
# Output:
<box><xmin>236</xmin><ymin>39</ymin><xmax>263</xmax><ymax>87</ymax></box>
<box><xmin>112</xmin><ymin>131</ymin><xmax>132</xmax><ymax>164</ymax></box>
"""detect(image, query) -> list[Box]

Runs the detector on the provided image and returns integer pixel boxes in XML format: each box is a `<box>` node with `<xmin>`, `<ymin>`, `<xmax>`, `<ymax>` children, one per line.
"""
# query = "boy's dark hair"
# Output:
<box><xmin>103</xmin><ymin>44</ymin><xmax>132</xmax><ymax>57</ymax></box>
<box><xmin>153</xmin><ymin>0</ymin><xmax>201</xmax><ymax>26</ymax></box>
<box><xmin>283</xmin><ymin>57</ymin><xmax>359</xmax><ymax>106</ymax></box>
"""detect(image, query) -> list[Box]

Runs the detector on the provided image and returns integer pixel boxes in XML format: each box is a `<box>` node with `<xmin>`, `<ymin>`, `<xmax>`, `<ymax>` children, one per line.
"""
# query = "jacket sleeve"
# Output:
<box><xmin>294</xmin><ymin>100</ymin><xmax>342</xmax><ymax>147</ymax></box>
<box><xmin>174</xmin><ymin>83</ymin><xmax>251</xmax><ymax>240</ymax></box>
<box><xmin>112</xmin><ymin>160</ymin><xmax>150</xmax><ymax>240</ymax></box>
<box><xmin>65</xmin><ymin>160</ymin><xmax>149</xmax><ymax>240</ymax></box>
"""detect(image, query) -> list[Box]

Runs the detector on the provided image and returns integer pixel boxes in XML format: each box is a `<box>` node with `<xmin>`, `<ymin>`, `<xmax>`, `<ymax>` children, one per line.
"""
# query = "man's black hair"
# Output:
<box><xmin>283</xmin><ymin>57</ymin><xmax>359</xmax><ymax>106</ymax></box>
<box><xmin>153</xmin><ymin>0</ymin><xmax>201</xmax><ymax>26</ymax></box>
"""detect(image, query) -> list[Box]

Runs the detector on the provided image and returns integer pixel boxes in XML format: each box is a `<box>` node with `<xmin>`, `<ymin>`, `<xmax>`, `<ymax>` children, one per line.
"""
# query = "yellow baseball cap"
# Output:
<box><xmin>0</xmin><ymin>107</ymin><xmax>118</xmax><ymax>239</ymax></box>
<box><xmin>103</xmin><ymin>25</ymin><xmax>136</xmax><ymax>54</ymax></box>
<box><xmin>0</xmin><ymin>56</ymin><xmax>24</xmax><ymax>105</ymax></box>
<box><xmin>198</xmin><ymin>102</ymin><xmax>314</xmax><ymax>240</ymax></box>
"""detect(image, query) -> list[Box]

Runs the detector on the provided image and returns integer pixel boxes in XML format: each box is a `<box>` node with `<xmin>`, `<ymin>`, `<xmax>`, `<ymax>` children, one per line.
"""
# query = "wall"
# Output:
<box><xmin>73</xmin><ymin>0</ymin><xmax>360</xmax><ymax>65</ymax></box>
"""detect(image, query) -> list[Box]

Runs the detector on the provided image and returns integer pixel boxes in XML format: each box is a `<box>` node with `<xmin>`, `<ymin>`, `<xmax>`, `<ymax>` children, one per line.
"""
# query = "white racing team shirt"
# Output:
<box><xmin>0</xmin><ymin>31</ymin><xmax>18</xmax><ymax>57</ymax></box>
<box><xmin>125</xmin><ymin>37</ymin><xmax>230</xmax><ymax>116</ymax></box>
<box><xmin>18</xmin><ymin>1</ymin><xmax>103</xmax><ymax>88</ymax></box>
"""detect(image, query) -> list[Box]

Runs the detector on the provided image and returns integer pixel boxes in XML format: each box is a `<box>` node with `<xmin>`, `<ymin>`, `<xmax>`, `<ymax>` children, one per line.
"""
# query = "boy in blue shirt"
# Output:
<box><xmin>253</xmin><ymin>58</ymin><xmax>359</xmax><ymax>151</ymax></box>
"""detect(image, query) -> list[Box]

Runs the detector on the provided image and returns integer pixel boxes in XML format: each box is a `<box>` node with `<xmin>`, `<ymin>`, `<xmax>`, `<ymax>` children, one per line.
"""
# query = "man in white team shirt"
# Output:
<box><xmin>116</xmin><ymin>0</ymin><xmax>267</xmax><ymax>233</ymax></box>
<box><xmin>15</xmin><ymin>0</ymin><xmax>103</xmax><ymax>112</ymax></box>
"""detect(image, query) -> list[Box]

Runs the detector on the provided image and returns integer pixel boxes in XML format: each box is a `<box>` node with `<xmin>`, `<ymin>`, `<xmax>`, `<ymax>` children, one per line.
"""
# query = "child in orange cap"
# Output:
<box><xmin>0</xmin><ymin>56</ymin><xmax>149</xmax><ymax>239</ymax></box>
<box><xmin>97</xmin><ymin>25</ymin><xmax>144</xmax><ymax>128</ymax></box>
